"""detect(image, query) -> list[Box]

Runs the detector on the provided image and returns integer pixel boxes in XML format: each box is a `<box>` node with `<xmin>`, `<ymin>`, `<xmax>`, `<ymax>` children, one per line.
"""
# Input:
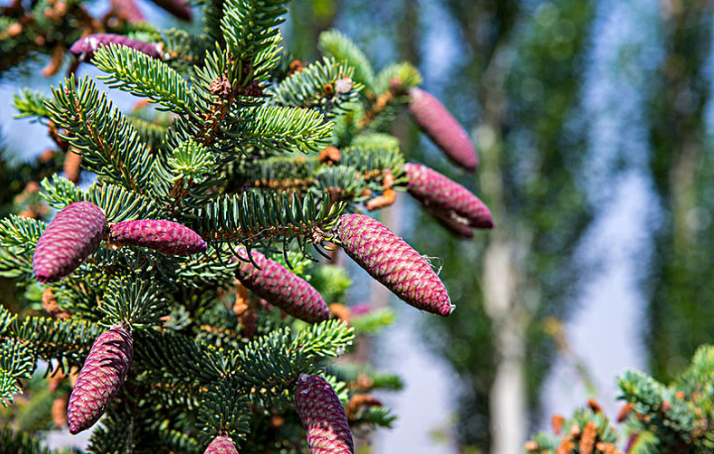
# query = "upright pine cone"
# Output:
<box><xmin>33</xmin><ymin>201</ymin><xmax>107</xmax><ymax>283</ymax></box>
<box><xmin>109</xmin><ymin>220</ymin><xmax>207</xmax><ymax>255</ymax></box>
<box><xmin>295</xmin><ymin>374</ymin><xmax>354</xmax><ymax>454</ymax></box>
<box><xmin>409</xmin><ymin>88</ymin><xmax>478</xmax><ymax>172</ymax></box>
<box><xmin>405</xmin><ymin>163</ymin><xmax>493</xmax><ymax>229</ymax></box>
<box><xmin>70</xmin><ymin>34</ymin><xmax>162</xmax><ymax>61</ymax></box>
<box><xmin>234</xmin><ymin>249</ymin><xmax>329</xmax><ymax>323</ymax></box>
<box><xmin>204</xmin><ymin>435</ymin><xmax>239</xmax><ymax>454</ymax></box>
<box><xmin>336</xmin><ymin>214</ymin><xmax>453</xmax><ymax>317</ymax></box>
<box><xmin>67</xmin><ymin>324</ymin><xmax>133</xmax><ymax>434</ymax></box>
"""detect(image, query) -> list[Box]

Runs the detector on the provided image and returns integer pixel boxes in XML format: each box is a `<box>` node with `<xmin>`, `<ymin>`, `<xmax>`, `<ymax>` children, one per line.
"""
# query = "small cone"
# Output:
<box><xmin>295</xmin><ymin>374</ymin><xmax>354</xmax><ymax>454</ymax></box>
<box><xmin>408</xmin><ymin>88</ymin><xmax>478</xmax><ymax>172</ymax></box>
<box><xmin>235</xmin><ymin>249</ymin><xmax>329</xmax><ymax>323</ymax></box>
<box><xmin>67</xmin><ymin>325</ymin><xmax>133</xmax><ymax>434</ymax></box>
<box><xmin>70</xmin><ymin>34</ymin><xmax>162</xmax><ymax>61</ymax></box>
<box><xmin>336</xmin><ymin>214</ymin><xmax>453</xmax><ymax>317</ymax></box>
<box><xmin>405</xmin><ymin>163</ymin><xmax>492</xmax><ymax>229</ymax></box>
<box><xmin>33</xmin><ymin>201</ymin><xmax>107</xmax><ymax>283</ymax></box>
<box><xmin>110</xmin><ymin>220</ymin><xmax>207</xmax><ymax>255</ymax></box>
<box><xmin>203</xmin><ymin>435</ymin><xmax>238</xmax><ymax>454</ymax></box>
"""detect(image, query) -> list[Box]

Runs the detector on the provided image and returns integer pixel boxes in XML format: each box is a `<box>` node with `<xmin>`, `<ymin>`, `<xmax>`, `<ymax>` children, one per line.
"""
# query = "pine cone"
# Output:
<box><xmin>110</xmin><ymin>220</ymin><xmax>207</xmax><ymax>255</ymax></box>
<box><xmin>405</xmin><ymin>163</ymin><xmax>493</xmax><ymax>229</ymax></box>
<box><xmin>295</xmin><ymin>374</ymin><xmax>354</xmax><ymax>454</ymax></box>
<box><xmin>70</xmin><ymin>34</ymin><xmax>162</xmax><ymax>61</ymax></box>
<box><xmin>67</xmin><ymin>325</ymin><xmax>133</xmax><ymax>434</ymax></box>
<box><xmin>33</xmin><ymin>201</ymin><xmax>107</xmax><ymax>283</ymax></box>
<box><xmin>408</xmin><ymin>88</ymin><xmax>478</xmax><ymax>172</ymax></box>
<box><xmin>234</xmin><ymin>249</ymin><xmax>329</xmax><ymax>323</ymax></box>
<box><xmin>336</xmin><ymin>214</ymin><xmax>453</xmax><ymax>317</ymax></box>
<box><xmin>203</xmin><ymin>435</ymin><xmax>239</xmax><ymax>454</ymax></box>
<box><xmin>111</xmin><ymin>0</ymin><xmax>145</xmax><ymax>23</ymax></box>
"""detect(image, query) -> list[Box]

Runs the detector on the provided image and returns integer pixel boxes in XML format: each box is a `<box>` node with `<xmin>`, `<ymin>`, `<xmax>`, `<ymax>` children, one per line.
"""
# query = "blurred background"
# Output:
<box><xmin>3</xmin><ymin>0</ymin><xmax>714</xmax><ymax>453</ymax></box>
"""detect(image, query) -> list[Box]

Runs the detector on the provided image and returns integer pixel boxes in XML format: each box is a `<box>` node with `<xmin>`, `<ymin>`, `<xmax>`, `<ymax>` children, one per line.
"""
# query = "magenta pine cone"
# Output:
<box><xmin>67</xmin><ymin>325</ymin><xmax>133</xmax><ymax>434</ymax></box>
<box><xmin>295</xmin><ymin>374</ymin><xmax>354</xmax><ymax>454</ymax></box>
<box><xmin>408</xmin><ymin>87</ymin><xmax>478</xmax><ymax>172</ymax></box>
<box><xmin>234</xmin><ymin>249</ymin><xmax>330</xmax><ymax>324</ymax></box>
<box><xmin>111</xmin><ymin>0</ymin><xmax>146</xmax><ymax>23</ymax></box>
<box><xmin>70</xmin><ymin>34</ymin><xmax>162</xmax><ymax>61</ymax></box>
<box><xmin>33</xmin><ymin>201</ymin><xmax>107</xmax><ymax>283</ymax></box>
<box><xmin>204</xmin><ymin>435</ymin><xmax>239</xmax><ymax>454</ymax></box>
<box><xmin>336</xmin><ymin>214</ymin><xmax>453</xmax><ymax>317</ymax></box>
<box><xmin>405</xmin><ymin>163</ymin><xmax>493</xmax><ymax>229</ymax></box>
<box><xmin>110</xmin><ymin>220</ymin><xmax>207</xmax><ymax>255</ymax></box>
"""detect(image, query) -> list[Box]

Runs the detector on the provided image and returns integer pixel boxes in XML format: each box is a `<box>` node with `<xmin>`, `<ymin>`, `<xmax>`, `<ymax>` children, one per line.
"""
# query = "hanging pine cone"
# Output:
<box><xmin>234</xmin><ymin>249</ymin><xmax>329</xmax><ymax>323</ymax></box>
<box><xmin>109</xmin><ymin>220</ymin><xmax>207</xmax><ymax>255</ymax></box>
<box><xmin>33</xmin><ymin>201</ymin><xmax>107</xmax><ymax>283</ymax></box>
<box><xmin>67</xmin><ymin>324</ymin><xmax>133</xmax><ymax>434</ymax></box>
<box><xmin>203</xmin><ymin>435</ymin><xmax>239</xmax><ymax>454</ymax></box>
<box><xmin>408</xmin><ymin>88</ymin><xmax>478</xmax><ymax>172</ymax></box>
<box><xmin>295</xmin><ymin>374</ymin><xmax>354</xmax><ymax>454</ymax></box>
<box><xmin>405</xmin><ymin>163</ymin><xmax>493</xmax><ymax>229</ymax></box>
<box><xmin>70</xmin><ymin>34</ymin><xmax>162</xmax><ymax>61</ymax></box>
<box><xmin>336</xmin><ymin>214</ymin><xmax>453</xmax><ymax>317</ymax></box>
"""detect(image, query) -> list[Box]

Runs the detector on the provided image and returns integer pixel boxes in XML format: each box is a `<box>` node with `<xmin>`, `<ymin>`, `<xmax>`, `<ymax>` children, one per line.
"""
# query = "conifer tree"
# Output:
<box><xmin>0</xmin><ymin>0</ymin><xmax>493</xmax><ymax>452</ymax></box>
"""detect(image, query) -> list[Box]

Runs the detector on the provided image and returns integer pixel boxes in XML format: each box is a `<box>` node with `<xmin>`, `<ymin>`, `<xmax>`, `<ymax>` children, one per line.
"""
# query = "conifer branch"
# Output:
<box><xmin>319</xmin><ymin>29</ymin><xmax>376</xmax><ymax>92</ymax></box>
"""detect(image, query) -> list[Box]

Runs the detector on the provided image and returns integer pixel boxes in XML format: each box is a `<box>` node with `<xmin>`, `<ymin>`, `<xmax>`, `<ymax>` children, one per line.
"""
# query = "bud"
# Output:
<box><xmin>295</xmin><ymin>374</ymin><xmax>354</xmax><ymax>454</ymax></box>
<box><xmin>110</xmin><ymin>220</ymin><xmax>207</xmax><ymax>255</ymax></box>
<box><xmin>336</xmin><ymin>214</ymin><xmax>453</xmax><ymax>317</ymax></box>
<box><xmin>203</xmin><ymin>435</ymin><xmax>239</xmax><ymax>454</ymax></box>
<box><xmin>33</xmin><ymin>201</ymin><xmax>107</xmax><ymax>283</ymax></box>
<box><xmin>235</xmin><ymin>249</ymin><xmax>329</xmax><ymax>323</ymax></box>
<box><xmin>408</xmin><ymin>88</ymin><xmax>478</xmax><ymax>172</ymax></box>
<box><xmin>405</xmin><ymin>163</ymin><xmax>493</xmax><ymax>229</ymax></box>
<box><xmin>70</xmin><ymin>34</ymin><xmax>162</xmax><ymax>61</ymax></box>
<box><xmin>67</xmin><ymin>325</ymin><xmax>133</xmax><ymax>434</ymax></box>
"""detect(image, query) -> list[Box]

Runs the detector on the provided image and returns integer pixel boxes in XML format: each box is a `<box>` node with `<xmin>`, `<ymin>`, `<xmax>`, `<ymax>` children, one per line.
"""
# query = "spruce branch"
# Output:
<box><xmin>197</xmin><ymin>378</ymin><xmax>251</xmax><ymax>442</ymax></box>
<box><xmin>292</xmin><ymin>319</ymin><xmax>354</xmax><ymax>359</ymax></box>
<box><xmin>0</xmin><ymin>338</ymin><xmax>35</xmax><ymax>406</ymax></box>
<box><xmin>13</xmin><ymin>88</ymin><xmax>52</xmax><ymax>123</ymax></box>
<box><xmin>319</xmin><ymin>29</ymin><xmax>376</xmax><ymax>92</ymax></box>
<box><xmin>220</xmin><ymin>0</ymin><xmax>289</xmax><ymax>66</ymax></box>
<box><xmin>374</xmin><ymin>62</ymin><xmax>422</xmax><ymax>95</ymax></box>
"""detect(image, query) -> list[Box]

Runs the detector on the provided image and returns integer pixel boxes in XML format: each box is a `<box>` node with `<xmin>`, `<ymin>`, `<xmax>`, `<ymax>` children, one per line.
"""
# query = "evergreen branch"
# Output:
<box><xmin>0</xmin><ymin>338</ymin><xmax>35</xmax><ymax>407</ymax></box>
<box><xmin>176</xmin><ymin>246</ymin><xmax>239</xmax><ymax>287</ymax></box>
<box><xmin>195</xmin><ymin>190</ymin><xmax>343</xmax><ymax>245</ymax></box>
<box><xmin>292</xmin><ymin>319</ymin><xmax>354</xmax><ymax>359</ymax></box>
<box><xmin>220</xmin><ymin>0</ymin><xmax>288</xmax><ymax>65</ymax></box>
<box><xmin>227</xmin><ymin>105</ymin><xmax>333</xmax><ymax>153</ymax></box>
<box><xmin>330</xmin><ymin>363</ymin><xmax>403</xmax><ymax>391</ymax></box>
<box><xmin>198</xmin><ymin>378</ymin><xmax>250</xmax><ymax>441</ymax></box>
<box><xmin>0</xmin><ymin>247</ymin><xmax>33</xmax><ymax>279</ymax></box>
<box><xmin>167</xmin><ymin>138</ymin><xmax>217</xmax><ymax>180</ymax></box>
<box><xmin>268</xmin><ymin>57</ymin><xmax>363</xmax><ymax>116</ymax></box>
<box><xmin>351</xmin><ymin>133</ymin><xmax>400</xmax><ymax>150</ymax></box>
<box><xmin>93</xmin><ymin>44</ymin><xmax>196</xmax><ymax>115</ymax></box>
<box><xmin>318</xmin><ymin>30</ymin><xmax>376</xmax><ymax>91</ymax></box>
<box><xmin>101</xmin><ymin>278</ymin><xmax>169</xmax><ymax>327</ymax></box>
<box><xmin>87</xmin><ymin>409</ymin><xmax>136</xmax><ymax>454</ymax></box>
<box><xmin>241</xmin><ymin>155</ymin><xmax>318</xmax><ymax>190</ymax></box>
<box><xmin>350</xmin><ymin>307</ymin><xmax>396</xmax><ymax>335</ymax></box>
<box><xmin>374</xmin><ymin>62</ymin><xmax>423</xmax><ymax>94</ymax></box>
<box><xmin>340</xmin><ymin>145</ymin><xmax>407</xmax><ymax>185</ymax></box>
<box><xmin>350</xmin><ymin>405</ymin><xmax>397</xmax><ymax>429</ymax></box>
<box><xmin>252</xmin><ymin>32</ymin><xmax>283</xmax><ymax>82</ymax></box>
<box><xmin>13</xmin><ymin>88</ymin><xmax>52</xmax><ymax>122</ymax></box>
<box><xmin>40</xmin><ymin>174</ymin><xmax>83</xmax><ymax>209</ymax></box>
<box><xmin>127</xmin><ymin>115</ymin><xmax>169</xmax><ymax>151</ymax></box>
<box><xmin>313</xmin><ymin>166</ymin><xmax>368</xmax><ymax>202</ymax></box>
<box><xmin>45</xmin><ymin>76</ymin><xmax>156</xmax><ymax>193</ymax></box>
<box><xmin>0</xmin><ymin>215</ymin><xmax>45</xmax><ymax>249</ymax></box>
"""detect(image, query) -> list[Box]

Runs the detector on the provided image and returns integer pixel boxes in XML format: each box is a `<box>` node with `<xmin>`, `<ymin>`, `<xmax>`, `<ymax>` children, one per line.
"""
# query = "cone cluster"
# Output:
<box><xmin>337</xmin><ymin>213</ymin><xmax>453</xmax><ymax>317</ymax></box>
<box><xmin>33</xmin><ymin>201</ymin><xmax>107</xmax><ymax>283</ymax></box>
<box><xmin>67</xmin><ymin>324</ymin><xmax>133</xmax><ymax>434</ymax></box>
<box><xmin>295</xmin><ymin>374</ymin><xmax>354</xmax><ymax>454</ymax></box>
<box><xmin>110</xmin><ymin>219</ymin><xmax>207</xmax><ymax>255</ymax></box>
<box><xmin>234</xmin><ymin>248</ymin><xmax>330</xmax><ymax>323</ymax></box>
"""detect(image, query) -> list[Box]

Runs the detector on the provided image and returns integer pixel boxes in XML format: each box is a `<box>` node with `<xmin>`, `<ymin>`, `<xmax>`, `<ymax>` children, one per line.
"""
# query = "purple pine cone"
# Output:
<box><xmin>33</xmin><ymin>201</ymin><xmax>107</xmax><ymax>283</ymax></box>
<box><xmin>204</xmin><ymin>435</ymin><xmax>239</xmax><ymax>454</ymax></box>
<box><xmin>110</xmin><ymin>220</ymin><xmax>207</xmax><ymax>255</ymax></box>
<box><xmin>70</xmin><ymin>34</ymin><xmax>162</xmax><ymax>61</ymax></box>
<box><xmin>112</xmin><ymin>0</ymin><xmax>146</xmax><ymax>23</ymax></box>
<box><xmin>405</xmin><ymin>163</ymin><xmax>493</xmax><ymax>229</ymax></box>
<box><xmin>337</xmin><ymin>214</ymin><xmax>453</xmax><ymax>317</ymax></box>
<box><xmin>235</xmin><ymin>249</ymin><xmax>329</xmax><ymax>324</ymax></box>
<box><xmin>68</xmin><ymin>325</ymin><xmax>133</xmax><ymax>434</ymax></box>
<box><xmin>409</xmin><ymin>88</ymin><xmax>478</xmax><ymax>172</ymax></box>
<box><xmin>295</xmin><ymin>374</ymin><xmax>354</xmax><ymax>454</ymax></box>
<box><xmin>146</xmin><ymin>0</ymin><xmax>193</xmax><ymax>21</ymax></box>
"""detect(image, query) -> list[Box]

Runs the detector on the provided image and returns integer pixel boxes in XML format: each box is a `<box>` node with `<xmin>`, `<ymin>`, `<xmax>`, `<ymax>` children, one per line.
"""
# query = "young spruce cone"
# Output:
<box><xmin>67</xmin><ymin>324</ymin><xmax>133</xmax><ymax>434</ymax></box>
<box><xmin>204</xmin><ymin>435</ymin><xmax>239</xmax><ymax>454</ymax></box>
<box><xmin>336</xmin><ymin>214</ymin><xmax>453</xmax><ymax>317</ymax></box>
<box><xmin>33</xmin><ymin>201</ymin><xmax>107</xmax><ymax>283</ymax></box>
<box><xmin>234</xmin><ymin>249</ymin><xmax>329</xmax><ymax>323</ymax></box>
<box><xmin>110</xmin><ymin>220</ymin><xmax>207</xmax><ymax>255</ymax></box>
<box><xmin>405</xmin><ymin>163</ymin><xmax>493</xmax><ymax>229</ymax></box>
<box><xmin>295</xmin><ymin>374</ymin><xmax>354</xmax><ymax>454</ymax></box>
<box><xmin>408</xmin><ymin>88</ymin><xmax>478</xmax><ymax>172</ymax></box>
<box><xmin>70</xmin><ymin>34</ymin><xmax>162</xmax><ymax>61</ymax></box>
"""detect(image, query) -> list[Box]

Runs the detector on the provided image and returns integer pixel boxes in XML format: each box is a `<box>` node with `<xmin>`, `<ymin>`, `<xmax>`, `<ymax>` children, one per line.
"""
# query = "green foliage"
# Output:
<box><xmin>318</xmin><ymin>30</ymin><xmax>376</xmax><ymax>92</ymax></box>
<box><xmin>0</xmin><ymin>338</ymin><xmax>35</xmax><ymax>406</ymax></box>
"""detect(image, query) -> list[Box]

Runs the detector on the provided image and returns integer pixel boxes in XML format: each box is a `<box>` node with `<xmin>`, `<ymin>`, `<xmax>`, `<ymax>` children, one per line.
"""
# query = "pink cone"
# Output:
<box><xmin>337</xmin><ymin>214</ymin><xmax>453</xmax><ymax>317</ymax></box>
<box><xmin>204</xmin><ymin>435</ymin><xmax>239</xmax><ymax>454</ymax></box>
<box><xmin>112</xmin><ymin>0</ymin><xmax>145</xmax><ymax>23</ymax></box>
<box><xmin>110</xmin><ymin>220</ymin><xmax>207</xmax><ymax>255</ymax></box>
<box><xmin>295</xmin><ymin>374</ymin><xmax>354</xmax><ymax>454</ymax></box>
<box><xmin>70</xmin><ymin>34</ymin><xmax>162</xmax><ymax>61</ymax></box>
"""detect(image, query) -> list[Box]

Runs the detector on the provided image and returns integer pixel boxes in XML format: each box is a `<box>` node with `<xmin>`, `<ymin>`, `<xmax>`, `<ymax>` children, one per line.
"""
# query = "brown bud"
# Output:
<box><xmin>329</xmin><ymin>303</ymin><xmax>351</xmax><ymax>324</ymax></box>
<box><xmin>288</xmin><ymin>59</ymin><xmax>306</xmax><ymax>74</ymax></box>
<box><xmin>587</xmin><ymin>398</ymin><xmax>603</xmax><ymax>414</ymax></box>
<box><xmin>617</xmin><ymin>402</ymin><xmax>633</xmax><ymax>422</ymax></box>
<box><xmin>365</xmin><ymin>188</ymin><xmax>397</xmax><ymax>211</ymax></box>
<box><xmin>675</xmin><ymin>391</ymin><xmax>686</xmax><ymax>400</ymax></box>
<box><xmin>319</xmin><ymin>146</ymin><xmax>341</xmax><ymax>165</ymax></box>
<box><xmin>42</xmin><ymin>44</ymin><xmax>65</xmax><ymax>77</ymax></box>
<box><xmin>661</xmin><ymin>400</ymin><xmax>671</xmax><ymax>413</ymax></box>
<box><xmin>64</xmin><ymin>148</ymin><xmax>82</xmax><ymax>183</ymax></box>
<box><xmin>569</xmin><ymin>424</ymin><xmax>580</xmax><ymax>438</ymax></box>
<box><xmin>38</xmin><ymin>149</ymin><xmax>57</xmax><ymax>163</ymax></box>
<box><xmin>270</xmin><ymin>415</ymin><xmax>284</xmax><ymax>428</ymax></box>
<box><xmin>323</xmin><ymin>84</ymin><xmax>334</xmax><ymax>95</ymax></box>
<box><xmin>345</xmin><ymin>394</ymin><xmax>382</xmax><ymax>420</ymax></box>
<box><xmin>232</xmin><ymin>281</ymin><xmax>250</xmax><ymax>316</ymax></box>
<box><xmin>7</xmin><ymin>23</ymin><xmax>23</xmax><ymax>37</ymax></box>
<box><xmin>551</xmin><ymin>414</ymin><xmax>565</xmax><ymax>434</ymax></box>
<box><xmin>524</xmin><ymin>441</ymin><xmax>539</xmax><ymax>452</ymax></box>
<box><xmin>52</xmin><ymin>393</ymin><xmax>69</xmax><ymax>428</ymax></box>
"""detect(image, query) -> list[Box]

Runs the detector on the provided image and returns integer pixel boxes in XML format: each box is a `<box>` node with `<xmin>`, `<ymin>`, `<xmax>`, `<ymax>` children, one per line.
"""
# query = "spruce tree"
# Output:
<box><xmin>0</xmin><ymin>0</ymin><xmax>493</xmax><ymax>452</ymax></box>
